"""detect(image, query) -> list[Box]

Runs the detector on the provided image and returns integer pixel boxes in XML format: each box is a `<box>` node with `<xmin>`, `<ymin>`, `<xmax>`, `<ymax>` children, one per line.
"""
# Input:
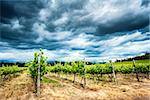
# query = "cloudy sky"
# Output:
<box><xmin>0</xmin><ymin>0</ymin><xmax>150</xmax><ymax>62</ymax></box>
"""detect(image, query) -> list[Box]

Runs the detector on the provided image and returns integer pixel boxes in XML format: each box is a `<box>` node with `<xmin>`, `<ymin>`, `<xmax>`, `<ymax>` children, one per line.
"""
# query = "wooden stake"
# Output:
<box><xmin>147</xmin><ymin>66</ymin><xmax>150</xmax><ymax>79</ymax></box>
<box><xmin>73</xmin><ymin>73</ymin><xmax>76</xmax><ymax>83</ymax></box>
<box><xmin>83</xmin><ymin>58</ymin><xmax>86</xmax><ymax>87</ymax></box>
<box><xmin>37</xmin><ymin>53</ymin><xmax>41</xmax><ymax>96</ymax></box>
<box><xmin>133</xmin><ymin>59</ymin><xmax>139</xmax><ymax>82</ymax></box>
<box><xmin>110</xmin><ymin>60</ymin><xmax>116</xmax><ymax>82</ymax></box>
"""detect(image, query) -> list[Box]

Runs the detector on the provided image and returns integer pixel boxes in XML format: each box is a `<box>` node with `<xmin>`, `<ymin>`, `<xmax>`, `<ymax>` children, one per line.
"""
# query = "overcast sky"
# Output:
<box><xmin>0</xmin><ymin>0</ymin><xmax>150</xmax><ymax>62</ymax></box>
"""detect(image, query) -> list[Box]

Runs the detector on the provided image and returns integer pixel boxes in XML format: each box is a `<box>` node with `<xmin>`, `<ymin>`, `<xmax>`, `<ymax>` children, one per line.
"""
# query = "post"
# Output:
<box><xmin>147</xmin><ymin>66</ymin><xmax>150</xmax><ymax>79</ymax></box>
<box><xmin>37</xmin><ymin>53</ymin><xmax>41</xmax><ymax>96</ymax></box>
<box><xmin>110</xmin><ymin>60</ymin><xmax>116</xmax><ymax>82</ymax></box>
<box><xmin>83</xmin><ymin>58</ymin><xmax>86</xmax><ymax>87</ymax></box>
<box><xmin>73</xmin><ymin>73</ymin><xmax>76</xmax><ymax>83</ymax></box>
<box><xmin>133</xmin><ymin>59</ymin><xmax>139</xmax><ymax>82</ymax></box>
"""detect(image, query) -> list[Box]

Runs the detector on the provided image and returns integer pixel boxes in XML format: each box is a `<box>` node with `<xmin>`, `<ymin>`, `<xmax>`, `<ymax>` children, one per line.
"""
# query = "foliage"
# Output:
<box><xmin>47</xmin><ymin>61</ymin><xmax>85</xmax><ymax>75</ymax></box>
<box><xmin>28</xmin><ymin>49</ymin><xmax>47</xmax><ymax>93</ymax></box>
<box><xmin>47</xmin><ymin>60</ymin><xmax>149</xmax><ymax>77</ymax></box>
<box><xmin>0</xmin><ymin>65</ymin><xmax>25</xmax><ymax>77</ymax></box>
<box><xmin>28</xmin><ymin>49</ymin><xmax>47</xmax><ymax>81</ymax></box>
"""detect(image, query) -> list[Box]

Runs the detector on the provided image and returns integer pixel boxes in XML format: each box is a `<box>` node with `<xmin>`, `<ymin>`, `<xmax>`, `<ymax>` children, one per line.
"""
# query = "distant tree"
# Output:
<box><xmin>115</xmin><ymin>52</ymin><xmax>150</xmax><ymax>62</ymax></box>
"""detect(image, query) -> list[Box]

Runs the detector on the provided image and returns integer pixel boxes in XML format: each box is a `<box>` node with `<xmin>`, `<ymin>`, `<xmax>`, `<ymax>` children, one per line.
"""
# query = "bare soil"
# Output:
<box><xmin>0</xmin><ymin>72</ymin><xmax>150</xmax><ymax>100</ymax></box>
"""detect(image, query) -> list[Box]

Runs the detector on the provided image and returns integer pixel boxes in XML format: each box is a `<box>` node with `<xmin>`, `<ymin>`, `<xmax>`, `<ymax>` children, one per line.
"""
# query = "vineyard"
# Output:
<box><xmin>47</xmin><ymin>60</ymin><xmax>150</xmax><ymax>84</ymax></box>
<box><xmin>1</xmin><ymin>0</ymin><xmax>150</xmax><ymax>99</ymax></box>
<box><xmin>0</xmin><ymin>50</ymin><xmax>150</xmax><ymax>100</ymax></box>
<box><xmin>0</xmin><ymin>65</ymin><xmax>26</xmax><ymax>80</ymax></box>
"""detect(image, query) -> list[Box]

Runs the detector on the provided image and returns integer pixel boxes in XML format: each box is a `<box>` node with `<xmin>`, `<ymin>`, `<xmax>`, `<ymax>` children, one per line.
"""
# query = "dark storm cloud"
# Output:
<box><xmin>0</xmin><ymin>22</ymin><xmax>67</xmax><ymax>50</ymax></box>
<box><xmin>39</xmin><ymin>0</ymin><xmax>150</xmax><ymax>35</ymax></box>
<box><xmin>0</xmin><ymin>0</ymin><xmax>46</xmax><ymax>49</ymax></box>
<box><xmin>0</xmin><ymin>0</ymin><xmax>45</xmax><ymax>34</ymax></box>
<box><xmin>0</xmin><ymin>23</ymin><xmax>37</xmax><ymax>47</ymax></box>
<box><xmin>0</xmin><ymin>0</ymin><xmax>44</xmax><ymax>20</ymax></box>
<box><xmin>141</xmin><ymin>0</ymin><xmax>150</xmax><ymax>7</ymax></box>
<box><xmin>96</xmin><ymin>13</ymin><xmax>149</xmax><ymax>34</ymax></box>
<box><xmin>46</xmin><ymin>0</ymin><xmax>87</xmax><ymax>18</ymax></box>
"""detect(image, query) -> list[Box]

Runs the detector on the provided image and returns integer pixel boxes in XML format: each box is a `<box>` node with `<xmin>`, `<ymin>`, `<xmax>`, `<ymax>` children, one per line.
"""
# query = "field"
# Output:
<box><xmin>0</xmin><ymin>59</ymin><xmax>150</xmax><ymax>100</ymax></box>
<box><xmin>112</xmin><ymin>60</ymin><xmax>149</xmax><ymax>66</ymax></box>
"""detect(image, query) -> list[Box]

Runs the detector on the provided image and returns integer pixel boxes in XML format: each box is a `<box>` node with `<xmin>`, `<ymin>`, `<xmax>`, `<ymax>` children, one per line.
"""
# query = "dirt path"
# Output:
<box><xmin>0</xmin><ymin>72</ymin><xmax>36</xmax><ymax>100</ymax></box>
<box><xmin>0</xmin><ymin>72</ymin><xmax>150</xmax><ymax>100</ymax></box>
<box><xmin>45</xmin><ymin>74</ymin><xmax>150</xmax><ymax>100</ymax></box>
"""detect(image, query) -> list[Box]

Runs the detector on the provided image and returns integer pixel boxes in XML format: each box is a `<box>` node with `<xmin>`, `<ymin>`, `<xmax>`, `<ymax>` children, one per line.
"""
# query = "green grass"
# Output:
<box><xmin>42</xmin><ymin>76</ymin><xmax>59</xmax><ymax>84</ymax></box>
<box><xmin>42</xmin><ymin>76</ymin><xmax>64</xmax><ymax>87</ymax></box>
<box><xmin>113</xmin><ymin>59</ymin><xmax>149</xmax><ymax>67</ymax></box>
<box><xmin>95</xmin><ymin>59</ymin><xmax>150</xmax><ymax>67</ymax></box>
<box><xmin>114</xmin><ymin>59</ymin><xmax>149</xmax><ymax>64</ymax></box>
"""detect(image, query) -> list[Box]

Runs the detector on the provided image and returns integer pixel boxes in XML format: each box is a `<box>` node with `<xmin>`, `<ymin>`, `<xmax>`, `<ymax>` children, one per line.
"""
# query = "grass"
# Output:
<box><xmin>94</xmin><ymin>59</ymin><xmax>150</xmax><ymax>67</ymax></box>
<box><xmin>42</xmin><ymin>76</ymin><xmax>64</xmax><ymax>87</ymax></box>
<box><xmin>114</xmin><ymin>59</ymin><xmax>149</xmax><ymax>65</ymax></box>
<box><xmin>42</xmin><ymin>76</ymin><xmax>58</xmax><ymax>84</ymax></box>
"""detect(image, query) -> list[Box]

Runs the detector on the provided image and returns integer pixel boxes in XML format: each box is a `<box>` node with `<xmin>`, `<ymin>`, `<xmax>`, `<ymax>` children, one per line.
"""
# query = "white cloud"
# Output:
<box><xmin>60</xmin><ymin>50</ymin><xmax>85</xmax><ymax>61</ymax></box>
<box><xmin>0</xmin><ymin>41</ymin><xmax>9</xmax><ymax>46</ymax></box>
<box><xmin>65</xmin><ymin>33</ymin><xmax>95</xmax><ymax>48</ymax></box>
<box><xmin>82</xmin><ymin>0</ymin><xmax>150</xmax><ymax>24</ymax></box>
<box><xmin>53</xmin><ymin>13</ymin><xmax>69</xmax><ymax>26</ymax></box>
<box><xmin>0</xmin><ymin>49</ymin><xmax>85</xmax><ymax>62</ymax></box>
<box><xmin>99</xmin><ymin>31</ymin><xmax>143</xmax><ymax>47</ymax></box>
<box><xmin>0</xmin><ymin>50</ymin><xmax>34</xmax><ymax>62</ymax></box>
<box><xmin>95</xmin><ymin>31</ymin><xmax>150</xmax><ymax>60</ymax></box>
<box><xmin>32</xmin><ymin>22</ymin><xmax>72</xmax><ymax>43</ymax></box>
<box><xmin>11</xmin><ymin>19</ymin><xmax>23</xmax><ymax>30</ymax></box>
<box><xmin>39</xmin><ymin>8</ymin><xmax>51</xmax><ymax>21</ymax></box>
<box><xmin>2</xmin><ymin>31</ymin><xmax>148</xmax><ymax>62</ymax></box>
<box><xmin>0</xmin><ymin>49</ymin><xmax>58</xmax><ymax>62</ymax></box>
<box><xmin>100</xmin><ymin>39</ymin><xmax>150</xmax><ymax>60</ymax></box>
